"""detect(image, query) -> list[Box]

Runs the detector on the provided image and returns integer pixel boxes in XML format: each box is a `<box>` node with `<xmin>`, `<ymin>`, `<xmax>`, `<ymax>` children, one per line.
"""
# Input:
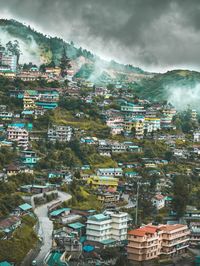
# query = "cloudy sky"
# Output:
<box><xmin>0</xmin><ymin>0</ymin><xmax>200</xmax><ymax>72</ymax></box>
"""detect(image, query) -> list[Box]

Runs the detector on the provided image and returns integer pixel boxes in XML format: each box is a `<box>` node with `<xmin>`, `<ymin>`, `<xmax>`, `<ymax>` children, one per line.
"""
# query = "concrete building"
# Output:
<box><xmin>87</xmin><ymin>176</ymin><xmax>119</xmax><ymax>192</ymax></box>
<box><xmin>7</xmin><ymin>126</ymin><xmax>29</xmax><ymax>148</ymax></box>
<box><xmin>86</xmin><ymin>211</ymin><xmax>128</xmax><ymax>243</ymax></box>
<box><xmin>152</xmin><ymin>194</ymin><xmax>165</xmax><ymax>210</ymax></box>
<box><xmin>194</xmin><ymin>131</ymin><xmax>200</xmax><ymax>142</ymax></box>
<box><xmin>189</xmin><ymin>222</ymin><xmax>200</xmax><ymax>246</ymax></box>
<box><xmin>144</xmin><ymin>117</ymin><xmax>161</xmax><ymax>133</ymax></box>
<box><xmin>48</xmin><ymin>125</ymin><xmax>73</xmax><ymax>142</ymax></box>
<box><xmin>127</xmin><ymin>224</ymin><xmax>190</xmax><ymax>262</ymax></box>
<box><xmin>97</xmin><ymin>168</ymin><xmax>123</xmax><ymax>177</ymax></box>
<box><xmin>1</xmin><ymin>51</ymin><xmax>17</xmax><ymax>72</ymax></box>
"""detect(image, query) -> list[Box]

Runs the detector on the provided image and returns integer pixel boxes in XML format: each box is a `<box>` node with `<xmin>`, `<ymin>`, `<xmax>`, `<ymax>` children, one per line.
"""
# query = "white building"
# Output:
<box><xmin>86</xmin><ymin>211</ymin><xmax>128</xmax><ymax>243</ymax></box>
<box><xmin>194</xmin><ymin>132</ymin><xmax>200</xmax><ymax>142</ymax></box>
<box><xmin>48</xmin><ymin>125</ymin><xmax>73</xmax><ymax>142</ymax></box>
<box><xmin>152</xmin><ymin>194</ymin><xmax>165</xmax><ymax>210</ymax></box>
<box><xmin>144</xmin><ymin>118</ymin><xmax>161</xmax><ymax>133</ymax></box>
<box><xmin>7</xmin><ymin>126</ymin><xmax>29</xmax><ymax>148</ymax></box>
<box><xmin>97</xmin><ymin>168</ymin><xmax>123</xmax><ymax>177</ymax></box>
<box><xmin>1</xmin><ymin>52</ymin><xmax>17</xmax><ymax>72</ymax></box>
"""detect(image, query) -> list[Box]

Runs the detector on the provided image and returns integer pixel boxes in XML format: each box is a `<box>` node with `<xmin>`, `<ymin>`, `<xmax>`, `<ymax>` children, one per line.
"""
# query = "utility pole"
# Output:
<box><xmin>135</xmin><ymin>181</ymin><xmax>140</xmax><ymax>226</ymax></box>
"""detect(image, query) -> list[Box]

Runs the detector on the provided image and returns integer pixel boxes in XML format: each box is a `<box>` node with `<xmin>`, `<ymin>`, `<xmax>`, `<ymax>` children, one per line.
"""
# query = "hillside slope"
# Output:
<box><xmin>0</xmin><ymin>19</ymin><xmax>148</xmax><ymax>83</ymax></box>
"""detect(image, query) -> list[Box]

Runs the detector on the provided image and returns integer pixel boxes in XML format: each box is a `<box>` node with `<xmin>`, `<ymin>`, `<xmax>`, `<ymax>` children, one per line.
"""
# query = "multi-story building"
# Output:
<box><xmin>7</xmin><ymin>126</ymin><xmax>29</xmax><ymax>148</ymax></box>
<box><xmin>191</xmin><ymin>109</ymin><xmax>198</xmax><ymax>121</ymax></box>
<box><xmin>121</xmin><ymin>104</ymin><xmax>146</xmax><ymax>117</ymax></box>
<box><xmin>0</xmin><ymin>51</ymin><xmax>17</xmax><ymax>72</ymax></box>
<box><xmin>152</xmin><ymin>194</ymin><xmax>165</xmax><ymax>210</ymax></box>
<box><xmin>194</xmin><ymin>131</ymin><xmax>200</xmax><ymax>142</ymax></box>
<box><xmin>124</xmin><ymin>119</ymin><xmax>144</xmax><ymax>138</ymax></box>
<box><xmin>23</xmin><ymin>91</ymin><xmax>37</xmax><ymax>110</ymax></box>
<box><xmin>48</xmin><ymin>125</ymin><xmax>73</xmax><ymax>142</ymax></box>
<box><xmin>189</xmin><ymin>222</ymin><xmax>200</xmax><ymax>246</ymax></box>
<box><xmin>161</xmin><ymin>106</ymin><xmax>176</xmax><ymax>129</ymax></box>
<box><xmin>144</xmin><ymin>117</ymin><xmax>161</xmax><ymax>133</ymax></box>
<box><xmin>20</xmin><ymin>150</ymin><xmax>39</xmax><ymax>167</ymax></box>
<box><xmin>86</xmin><ymin>211</ymin><xmax>128</xmax><ymax>243</ymax></box>
<box><xmin>87</xmin><ymin>176</ymin><xmax>119</xmax><ymax>191</ymax></box>
<box><xmin>127</xmin><ymin>224</ymin><xmax>190</xmax><ymax>262</ymax></box>
<box><xmin>97</xmin><ymin>192</ymin><xmax>120</xmax><ymax>206</ymax></box>
<box><xmin>97</xmin><ymin>168</ymin><xmax>123</xmax><ymax>177</ymax></box>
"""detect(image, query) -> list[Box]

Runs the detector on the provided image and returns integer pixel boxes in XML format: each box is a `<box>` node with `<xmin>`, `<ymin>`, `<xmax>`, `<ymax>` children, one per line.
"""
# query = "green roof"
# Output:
<box><xmin>0</xmin><ymin>262</ymin><xmax>12</xmax><ymax>266</ymax></box>
<box><xmin>19</xmin><ymin>203</ymin><xmax>32</xmax><ymax>211</ymax></box>
<box><xmin>68</xmin><ymin>222</ymin><xmax>85</xmax><ymax>230</ymax></box>
<box><xmin>47</xmin><ymin>251</ymin><xmax>68</xmax><ymax>266</ymax></box>
<box><xmin>165</xmin><ymin>196</ymin><xmax>173</xmax><ymax>201</ymax></box>
<box><xmin>100</xmin><ymin>238</ymin><xmax>116</xmax><ymax>245</ymax></box>
<box><xmin>89</xmin><ymin>213</ymin><xmax>110</xmax><ymax>222</ymax></box>
<box><xmin>26</xmin><ymin>90</ymin><xmax>38</xmax><ymax>96</ymax></box>
<box><xmin>50</xmin><ymin>208</ymin><xmax>70</xmax><ymax>217</ymax></box>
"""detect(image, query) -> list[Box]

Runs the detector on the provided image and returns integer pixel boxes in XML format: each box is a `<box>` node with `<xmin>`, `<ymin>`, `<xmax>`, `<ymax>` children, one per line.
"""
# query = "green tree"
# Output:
<box><xmin>172</xmin><ymin>176</ymin><xmax>189</xmax><ymax>218</ymax></box>
<box><xmin>60</xmin><ymin>47</ymin><xmax>71</xmax><ymax>78</ymax></box>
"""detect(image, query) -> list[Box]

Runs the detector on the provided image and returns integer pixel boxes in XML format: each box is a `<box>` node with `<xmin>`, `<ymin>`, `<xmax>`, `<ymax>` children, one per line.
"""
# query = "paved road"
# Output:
<box><xmin>34</xmin><ymin>191</ymin><xmax>71</xmax><ymax>265</ymax></box>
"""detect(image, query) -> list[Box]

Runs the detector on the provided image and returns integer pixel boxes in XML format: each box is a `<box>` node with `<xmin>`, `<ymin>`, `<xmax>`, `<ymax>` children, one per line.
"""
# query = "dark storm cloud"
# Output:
<box><xmin>1</xmin><ymin>0</ymin><xmax>200</xmax><ymax>71</ymax></box>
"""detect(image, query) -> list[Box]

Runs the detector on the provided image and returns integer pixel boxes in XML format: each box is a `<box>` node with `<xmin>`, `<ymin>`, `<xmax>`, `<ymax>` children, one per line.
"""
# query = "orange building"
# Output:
<box><xmin>127</xmin><ymin>224</ymin><xmax>190</xmax><ymax>262</ymax></box>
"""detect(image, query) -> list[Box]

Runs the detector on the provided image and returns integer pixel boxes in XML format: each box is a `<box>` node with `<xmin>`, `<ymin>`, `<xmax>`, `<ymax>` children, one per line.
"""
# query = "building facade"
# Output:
<box><xmin>127</xmin><ymin>224</ymin><xmax>190</xmax><ymax>262</ymax></box>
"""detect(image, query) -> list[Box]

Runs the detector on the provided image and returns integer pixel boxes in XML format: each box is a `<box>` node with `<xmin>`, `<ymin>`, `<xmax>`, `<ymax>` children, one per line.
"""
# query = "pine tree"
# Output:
<box><xmin>60</xmin><ymin>47</ymin><xmax>71</xmax><ymax>78</ymax></box>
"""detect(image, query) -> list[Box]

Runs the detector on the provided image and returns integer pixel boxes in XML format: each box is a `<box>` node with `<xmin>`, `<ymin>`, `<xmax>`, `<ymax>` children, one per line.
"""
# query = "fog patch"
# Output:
<box><xmin>167</xmin><ymin>84</ymin><xmax>200</xmax><ymax>111</ymax></box>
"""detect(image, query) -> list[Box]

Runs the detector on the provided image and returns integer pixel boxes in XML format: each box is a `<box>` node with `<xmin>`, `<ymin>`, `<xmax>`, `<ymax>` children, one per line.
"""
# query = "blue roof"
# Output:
<box><xmin>68</xmin><ymin>222</ymin><xmax>85</xmax><ymax>230</ymax></box>
<box><xmin>50</xmin><ymin>208</ymin><xmax>71</xmax><ymax>217</ymax></box>
<box><xmin>83</xmin><ymin>245</ymin><xmax>94</xmax><ymax>252</ymax></box>
<box><xmin>100</xmin><ymin>238</ymin><xmax>116</xmax><ymax>245</ymax></box>
<box><xmin>9</xmin><ymin>123</ymin><xmax>25</xmax><ymax>128</ymax></box>
<box><xmin>47</xmin><ymin>251</ymin><xmax>68</xmax><ymax>266</ymax></box>
<box><xmin>0</xmin><ymin>262</ymin><xmax>12</xmax><ymax>266</ymax></box>
<box><xmin>89</xmin><ymin>213</ymin><xmax>110</xmax><ymax>221</ymax></box>
<box><xmin>19</xmin><ymin>203</ymin><xmax>32</xmax><ymax>211</ymax></box>
<box><xmin>22</xmin><ymin>110</ymin><xmax>34</xmax><ymax>115</ymax></box>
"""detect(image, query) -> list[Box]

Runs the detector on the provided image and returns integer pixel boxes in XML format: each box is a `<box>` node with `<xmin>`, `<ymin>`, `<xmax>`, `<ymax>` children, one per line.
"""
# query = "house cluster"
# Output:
<box><xmin>80</xmin><ymin>137</ymin><xmax>142</xmax><ymax>156</ymax></box>
<box><xmin>45</xmin><ymin>202</ymin><xmax>129</xmax><ymax>263</ymax></box>
<box><xmin>0</xmin><ymin>202</ymin><xmax>32</xmax><ymax>240</ymax></box>
<box><xmin>9</xmin><ymin>87</ymin><xmax>60</xmax><ymax>118</ymax></box>
<box><xmin>104</xmin><ymin>102</ymin><xmax>176</xmax><ymax>137</ymax></box>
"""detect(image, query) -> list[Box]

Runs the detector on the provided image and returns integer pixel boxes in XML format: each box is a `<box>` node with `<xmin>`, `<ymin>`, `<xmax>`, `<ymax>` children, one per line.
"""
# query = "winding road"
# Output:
<box><xmin>34</xmin><ymin>191</ymin><xmax>71</xmax><ymax>265</ymax></box>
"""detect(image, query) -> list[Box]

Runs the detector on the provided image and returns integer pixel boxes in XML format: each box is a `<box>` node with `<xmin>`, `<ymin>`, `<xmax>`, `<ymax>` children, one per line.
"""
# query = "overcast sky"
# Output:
<box><xmin>1</xmin><ymin>0</ymin><xmax>200</xmax><ymax>72</ymax></box>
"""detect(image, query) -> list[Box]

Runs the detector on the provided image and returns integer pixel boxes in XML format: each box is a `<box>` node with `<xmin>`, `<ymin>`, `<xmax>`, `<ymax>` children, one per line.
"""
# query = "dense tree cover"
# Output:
<box><xmin>0</xmin><ymin>147</ymin><xmax>17</xmax><ymax>170</ymax></box>
<box><xmin>173</xmin><ymin>109</ymin><xmax>198</xmax><ymax>133</ymax></box>
<box><xmin>133</xmin><ymin>70</ymin><xmax>200</xmax><ymax>101</ymax></box>
<box><xmin>172</xmin><ymin>175</ymin><xmax>190</xmax><ymax>218</ymax></box>
<box><xmin>0</xmin><ymin>174</ymin><xmax>34</xmax><ymax>217</ymax></box>
<box><xmin>59</xmin><ymin>47</ymin><xmax>71</xmax><ymax>78</ymax></box>
<box><xmin>0</xmin><ymin>215</ymin><xmax>38</xmax><ymax>265</ymax></box>
<box><xmin>62</xmin><ymin>179</ymin><xmax>102</xmax><ymax>211</ymax></box>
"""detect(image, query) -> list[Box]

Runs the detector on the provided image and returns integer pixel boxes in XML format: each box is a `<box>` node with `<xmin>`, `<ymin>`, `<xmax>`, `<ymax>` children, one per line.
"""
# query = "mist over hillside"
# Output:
<box><xmin>1</xmin><ymin>19</ymin><xmax>200</xmax><ymax>110</ymax></box>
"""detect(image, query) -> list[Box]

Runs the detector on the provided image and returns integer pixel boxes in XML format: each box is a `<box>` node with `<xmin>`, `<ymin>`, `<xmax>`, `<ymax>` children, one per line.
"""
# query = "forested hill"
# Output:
<box><xmin>132</xmin><ymin>69</ymin><xmax>200</xmax><ymax>102</ymax></box>
<box><xmin>0</xmin><ymin>19</ymin><xmax>148</xmax><ymax>82</ymax></box>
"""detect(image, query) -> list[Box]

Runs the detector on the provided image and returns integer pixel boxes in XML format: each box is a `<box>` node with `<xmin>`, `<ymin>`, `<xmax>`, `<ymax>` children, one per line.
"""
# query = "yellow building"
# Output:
<box><xmin>87</xmin><ymin>176</ymin><xmax>119</xmax><ymax>191</ymax></box>
<box><xmin>23</xmin><ymin>91</ymin><xmax>37</xmax><ymax>110</ymax></box>
<box><xmin>124</xmin><ymin>120</ymin><xmax>144</xmax><ymax>138</ymax></box>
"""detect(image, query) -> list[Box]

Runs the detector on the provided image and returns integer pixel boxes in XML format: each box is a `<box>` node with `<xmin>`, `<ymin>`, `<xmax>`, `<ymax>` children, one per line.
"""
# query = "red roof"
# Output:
<box><xmin>128</xmin><ymin>225</ymin><xmax>159</xmax><ymax>237</ymax></box>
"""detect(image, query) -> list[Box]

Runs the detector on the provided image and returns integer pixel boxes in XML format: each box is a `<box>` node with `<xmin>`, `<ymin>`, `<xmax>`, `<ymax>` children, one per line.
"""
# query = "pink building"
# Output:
<box><xmin>127</xmin><ymin>224</ymin><xmax>190</xmax><ymax>262</ymax></box>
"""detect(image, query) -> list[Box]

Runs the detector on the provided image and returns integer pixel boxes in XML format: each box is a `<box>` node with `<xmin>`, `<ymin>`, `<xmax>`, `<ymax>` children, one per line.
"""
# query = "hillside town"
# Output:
<box><xmin>0</xmin><ymin>40</ymin><xmax>200</xmax><ymax>266</ymax></box>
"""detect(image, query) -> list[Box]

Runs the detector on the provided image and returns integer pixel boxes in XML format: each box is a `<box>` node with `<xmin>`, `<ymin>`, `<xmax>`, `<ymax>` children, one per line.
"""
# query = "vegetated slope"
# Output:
<box><xmin>0</xmin><ymin>19</ymin><xmax>148</xmax><ymax>83</ymax></box>
<box><xmin>133</xmin><ymin>69</ymin><xmax>200</xmax><ymax>101</ymax></box>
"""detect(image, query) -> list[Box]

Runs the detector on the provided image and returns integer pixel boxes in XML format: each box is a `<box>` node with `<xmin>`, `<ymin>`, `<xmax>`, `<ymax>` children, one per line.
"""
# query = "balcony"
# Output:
<box><xmin>162</xmin><ymin>238</ymin><xmax>190</xmax><ymax>247</ymax></box>
<box><xmin>163</xmin><ymin>230</ymin><xmax>190</xmax><ymax>240</ymax></box>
